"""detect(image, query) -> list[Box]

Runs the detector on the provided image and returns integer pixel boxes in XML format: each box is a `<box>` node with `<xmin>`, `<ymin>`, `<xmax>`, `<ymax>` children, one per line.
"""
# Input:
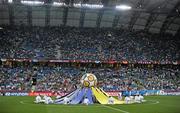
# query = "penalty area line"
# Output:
<box><xmin>146</xmin><ymin>100</ymin><xmax>159</xmax><ymax>105</ymax></box>
<box><xmin>101</xmin><ymin>105</ymin><xmax>129</xmax><ymax>113</ymax></box>
<box><xmin>20</xmin><ymin>101</ymin><xmax>24</xmax><ymax>104</ymax></box>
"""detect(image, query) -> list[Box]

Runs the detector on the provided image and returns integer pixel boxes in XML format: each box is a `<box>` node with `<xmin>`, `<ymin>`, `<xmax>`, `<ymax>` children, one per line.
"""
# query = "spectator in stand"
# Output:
<box><xmin>0</xmin><ymin>26</ymin><xmax>179</xmax><ymax>62</ymax></box>
<box><xmin>0</xmin><ymin>66</ymin><xmax>179</xmax><ymax>93</ymax></box>
<box><xmin>0</xmin><ymin>26</ymin><xmax>179</xmax><ymax>93</ymax></box>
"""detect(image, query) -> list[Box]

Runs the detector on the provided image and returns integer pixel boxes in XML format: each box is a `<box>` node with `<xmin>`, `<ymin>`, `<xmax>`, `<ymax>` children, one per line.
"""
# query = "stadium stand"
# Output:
<box><xmin>0</xmin><ymin>26</ymin><xmax>179</xmax><ymax>61</ymax></box>
<box><xmin>0</xmin><ymin>66</ymin><xmax>179</xmax><ymax>92</ymax></box>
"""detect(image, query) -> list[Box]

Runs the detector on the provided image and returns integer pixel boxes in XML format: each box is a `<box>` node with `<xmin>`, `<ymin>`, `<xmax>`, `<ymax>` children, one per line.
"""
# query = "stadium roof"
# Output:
<box><xmin>0</xmin><ymin>0</ymin><xmax>180</xmax><ymax>36</ymax></box>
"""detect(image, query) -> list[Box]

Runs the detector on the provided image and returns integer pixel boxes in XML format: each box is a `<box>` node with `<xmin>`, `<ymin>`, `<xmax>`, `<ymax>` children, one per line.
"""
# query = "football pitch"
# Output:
<box><xmin>0</xmin><ymin>96</ymin><xmax>180</xmax><ymax>113</ymax></box>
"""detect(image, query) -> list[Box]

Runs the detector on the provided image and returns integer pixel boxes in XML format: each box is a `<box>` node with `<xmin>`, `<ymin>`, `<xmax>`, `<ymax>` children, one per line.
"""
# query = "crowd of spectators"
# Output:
<box><xmin>0</xmin><ymin>26</ymin><xmax>179</xmax><ymax>62</ymax></box>
<box><xmin>0</xmin><ymin>66</ymin><xmax>179</xmax><ymax>92</ymax></box>
<box><xmin>0</xmin><ymin>26</ymin><xmax>179</xmax><ymax>92</ymax></box>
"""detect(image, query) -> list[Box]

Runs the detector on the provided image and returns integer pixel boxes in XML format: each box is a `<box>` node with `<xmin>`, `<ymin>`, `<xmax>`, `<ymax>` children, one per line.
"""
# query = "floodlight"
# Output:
<box><xmin>82</xmin><ymin>4</ymin><xmax>103</xmax><ymax>9</ymax></box>
<box><xmin>21</xmin><ymin>0</ymin><xmax>44</xmax><ymax>6</ymax></box>
<box><xmin>74</xmin><ymin>3</ymin><xmax>103</xmax><ymax>9</ymax></box>
<box><xmin>116</xmin><ymin>5</ymin><xmax>132</xmax><ymax>10</ymax></box>
<box><xmin>74</xmin><ymin>3</ymin><xmax>81</xmax><ymax>8</ymax></box>
<box><xmin>53</xmin><ymin>2</ymin><xmax>66</xmax><ymax>7</ymax></box>
<box><xmin>8</xmin><ymin>0</ymin><xmax>13</xmax><ymax>3</ymax></box>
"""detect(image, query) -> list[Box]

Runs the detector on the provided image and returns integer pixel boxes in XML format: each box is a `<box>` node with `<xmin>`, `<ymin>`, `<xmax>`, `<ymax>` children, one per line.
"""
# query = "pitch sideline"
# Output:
<box><xmin>145</xmin><ymin>100</ymin><xmax>159</xmax><ymax>105</ymax></box>
<box><xmin>101</xmin><ymin>104</ymin><xmax>129</xmax><ymax>113</ymax></box>
<box><xmin>100</xmin><ymin>100</ymin><xmax>159</xmax><ymax>113</ymax></box>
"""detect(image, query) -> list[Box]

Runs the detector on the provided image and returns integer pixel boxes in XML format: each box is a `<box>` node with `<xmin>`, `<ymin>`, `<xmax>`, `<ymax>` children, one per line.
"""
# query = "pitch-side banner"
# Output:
<box><xmin>5</xmin><ymin>92</ymin><xmax>28</xmax><ymax>96</ymax></box>
<box><xmin>28</xmin><ymin>91</ymin><xmax>68</xmax><ymax>96</ymax></box>
<box><xmin>106</xmin><ymin>92</ymin><xmax>119</xmax><ymax>96</ymax></box>
<box><xmin>2</xmin><ymin>58</ymin><xmax>180</xmax><ymax>64</ymax></box>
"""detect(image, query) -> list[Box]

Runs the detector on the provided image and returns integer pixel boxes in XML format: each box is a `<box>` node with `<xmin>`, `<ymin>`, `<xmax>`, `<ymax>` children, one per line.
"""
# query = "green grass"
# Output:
<box><xmin>0</xmin><ymin>96</ymin><xmax>180</xmax><ymax>113</ymax></box>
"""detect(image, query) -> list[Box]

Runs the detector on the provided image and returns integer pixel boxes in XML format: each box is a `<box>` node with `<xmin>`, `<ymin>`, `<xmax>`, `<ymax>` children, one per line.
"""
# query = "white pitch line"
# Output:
<box><xmin>101</xmin><ymin>105</ymin><xmax>129</xmax><ymax>113</ymax></box>
<box><xmin>146</xmin><ymin>100</ymin><xmax>159</xmax><ymax>105</ymax></box>
<box><xmin>20</xmin><ymin>101</ymin><xmax>24</xmax><ymax>104</ymax></box>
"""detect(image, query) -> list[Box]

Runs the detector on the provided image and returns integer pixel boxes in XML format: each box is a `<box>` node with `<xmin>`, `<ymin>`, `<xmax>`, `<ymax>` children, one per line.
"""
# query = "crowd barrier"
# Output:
<box><xmin>1</xmin><ymin>90</ymin><xmax>180</xmax><ymax>96</ymax></box>
<box><xmin>0</xmin><ymin>91</ymin><xmax>68</xmax><ymax>96</ymax></box>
